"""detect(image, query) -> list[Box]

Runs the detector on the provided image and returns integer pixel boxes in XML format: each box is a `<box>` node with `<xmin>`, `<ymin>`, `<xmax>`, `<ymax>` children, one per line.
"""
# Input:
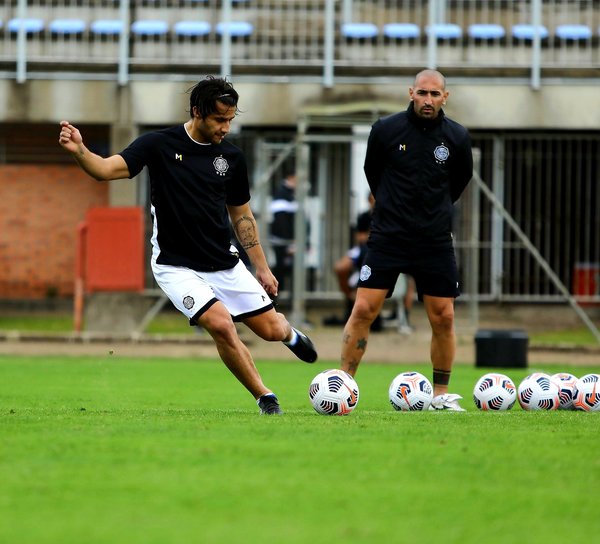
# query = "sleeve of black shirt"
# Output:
<box><xmin>363</xmin><ymin>122</ymin><xmax>385</xmax><ymax>197</ymax></box>
<box><xmin>450</xmin><ymin>130</ymin><xmax>474</xmax><ymax>203</ymax></box>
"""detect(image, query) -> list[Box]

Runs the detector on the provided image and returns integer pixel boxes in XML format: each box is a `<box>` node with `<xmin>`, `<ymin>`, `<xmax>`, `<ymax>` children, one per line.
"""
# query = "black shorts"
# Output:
<box><xmin>357</xmin><ymin>242</ymin><xmax>460</xmax><ymax>300</ymax></box>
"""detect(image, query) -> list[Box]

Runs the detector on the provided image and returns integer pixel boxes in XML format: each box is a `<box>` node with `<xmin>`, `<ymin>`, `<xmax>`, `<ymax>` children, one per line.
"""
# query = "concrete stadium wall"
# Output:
<box><xmin>1</xmin><ymin>79</ymin><xmax>598</xmax><ymax>130</ymax></box>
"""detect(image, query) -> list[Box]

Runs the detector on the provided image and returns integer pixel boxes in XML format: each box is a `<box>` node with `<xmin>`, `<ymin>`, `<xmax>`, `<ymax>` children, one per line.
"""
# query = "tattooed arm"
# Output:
<box><xmin>228</xmin><ymin>202</ymin><xmax>279</xmax><ymax>297</ymax></box>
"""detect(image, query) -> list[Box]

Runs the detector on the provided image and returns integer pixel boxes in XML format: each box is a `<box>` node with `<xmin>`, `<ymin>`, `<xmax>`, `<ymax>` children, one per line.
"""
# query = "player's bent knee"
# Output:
<box><xmin>244</xmin><ymin>311</ymin><xmax>288</xmax><ymax>342</ymax></box>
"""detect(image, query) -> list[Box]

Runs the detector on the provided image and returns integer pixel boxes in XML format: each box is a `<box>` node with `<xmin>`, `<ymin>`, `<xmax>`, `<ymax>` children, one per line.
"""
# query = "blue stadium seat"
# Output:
<box><xmin>341</xmin><ymin>23</ymin><xmax>378</xmax><ymax>40</ymax></box>
<box><xmin>426</xmin><ymin>23</ymin><xmax>463</xmax><ymax>40</ymax></box>
<box><xmin>511</xmin><ymin>24</ymin><xmax>549</xmax><ymax>41</ymax></box>
<box><xmin>8</xmin><ymin>18</ymin><xmax>45</xmax><ymax>34</ymax></box>
<box><xmin>383</xmin><ymin>23</ymin><xmax>420</xmax><ymax>40</ymax></box>
<box><xmin>90</xmin><ymin>20</ymin><xmax>123</xmax><ymax>36</ymax></box>
<box><xmin>216</xmin><ymin>21</ymin><xmax>253</xmax><ymax>38</ymax></box>
<box><xmin>174</xmin><ymin>21</ymin><xmax>211</xmax><ymax>38</ymax></box>
<box><xmin>131</xmin><ymin>20</ymin><xmax>169</xmax><ymax>37</ymax></box>
<box><xmin>49</xmin><ymin>19</ymin><xmax>86</xmax><ymax>35</ymax></box>
<box><xmin>555</xmin><ymin>24</ymin><xmax>592</xmax><ymax>41</ymax></box>
<box><xmin>468</xmin><ymin>24</ymin><xmax>506</xmax><ymax>40</ymax></box>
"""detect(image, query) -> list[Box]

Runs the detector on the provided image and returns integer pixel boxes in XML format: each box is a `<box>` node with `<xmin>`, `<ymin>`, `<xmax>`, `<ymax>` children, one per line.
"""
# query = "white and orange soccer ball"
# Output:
<box><xmin>473</xmin><ymin>372</ymin><xmax>517</xmax><ymax>411</ymax></box>
<box><xmin>308</xmin><ymin>369</ymin><xmax>359</xmax><ymax>415</ymax></box>
<box><xmin>388</xmin><ymin>371</ymin><xmax>433</xmax><ymax>411</ymax></box>
<box><xmin>551</xmin><ymin>372</ymin><xmax>579</xmax><ymax>410</ymax></box>
<box><xmin>572</xmin><ymin>373</ymin><xmax>600</xmax><ymax>412</ymax></box>
<box><xmin>517</xmin><ymin>373</ymin><xmax>560</xmax><ymax>411</ymax></box>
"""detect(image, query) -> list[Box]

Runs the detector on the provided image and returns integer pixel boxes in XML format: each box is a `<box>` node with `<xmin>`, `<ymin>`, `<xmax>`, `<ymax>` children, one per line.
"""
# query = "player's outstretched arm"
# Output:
<box><xmin>58</xmin><ymin>121</ymin><xmax>130</xmax><ymax>182</ymax></box>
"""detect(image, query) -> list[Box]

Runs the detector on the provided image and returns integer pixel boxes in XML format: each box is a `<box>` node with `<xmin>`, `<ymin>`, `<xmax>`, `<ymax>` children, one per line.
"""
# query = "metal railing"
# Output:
<box><xmin>1</xmin><ymin>0</ymin><xmax>599</xmax><ymax>86</ymax></box>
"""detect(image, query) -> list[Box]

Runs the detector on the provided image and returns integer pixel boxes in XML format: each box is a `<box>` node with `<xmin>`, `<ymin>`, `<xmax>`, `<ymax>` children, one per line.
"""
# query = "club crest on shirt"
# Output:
<box><xmin>183</xmin><ymin>296</ymin><xmax>195</xmax><ymax>310</ymax></box>
<box><xmin>434</xmin><ymin>144</ymin><xmax>450</xmax><ymax>163</ymax></box>
<box><xmin>359</xmin><ymin>265</ymin><xmax>372</xmax><ymax>282</ymax></box>
<box><xmin>213</xmin><ymin>156</ymin><xmax>229</xmax><ymax>176</ymax></box>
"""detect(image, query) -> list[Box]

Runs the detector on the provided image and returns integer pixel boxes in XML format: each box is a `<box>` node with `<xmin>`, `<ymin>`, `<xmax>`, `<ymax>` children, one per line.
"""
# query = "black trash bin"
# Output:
<box><xmin>474</xmin><ymin>329</ymin><xmax>528</xmax><ymax>368</ymax></box>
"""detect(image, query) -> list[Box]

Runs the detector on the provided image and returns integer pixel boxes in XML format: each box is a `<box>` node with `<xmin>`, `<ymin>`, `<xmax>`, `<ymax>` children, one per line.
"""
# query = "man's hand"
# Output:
<box><xmin>255</xmin><ymin>265</ymin><xmax>279</xmax><ymax>298</ymax></box>
<box><xmin>58</xmin><ymin>120</ymin><xmax>130</xmax><ymax>181</ymax></box>
<box><xmin>59</xmin><ymin>121</ymin><xmax>83</xmax><ymax>154</ymax></box>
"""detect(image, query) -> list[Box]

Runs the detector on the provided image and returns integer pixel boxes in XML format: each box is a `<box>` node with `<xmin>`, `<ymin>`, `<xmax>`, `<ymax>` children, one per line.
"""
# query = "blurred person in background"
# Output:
<box><xmin>269</xmin><ymin>171</ymin><xmax>298</xmax><ymax>293</ymax></box>
<box><xmin>329</xmin><ymin>192</ymin><xmax>414</xmax><ymax>334</ymax></box>
<box><xmin>328</xmin><ymin>192</ymin><xmax>382</xmax><ymax>331</ymax></box>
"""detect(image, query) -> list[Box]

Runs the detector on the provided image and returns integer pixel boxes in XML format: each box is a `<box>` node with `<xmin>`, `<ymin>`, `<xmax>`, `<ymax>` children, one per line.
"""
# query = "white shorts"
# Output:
<box><xmin>152</xmin><ymin>259</ymin><xmax>274</xmax><ymax>325</ymax></box>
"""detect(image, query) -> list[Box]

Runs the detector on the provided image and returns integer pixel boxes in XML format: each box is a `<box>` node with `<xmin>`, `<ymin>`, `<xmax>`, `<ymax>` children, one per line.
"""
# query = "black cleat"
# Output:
<box><xmin>257</xmin><ymin>394</ymin><xmax>283</xmax><ymax>415</ymax></box>
<box><xmin>285</xmin><ymin>327</ymin><xmax>318</xmax><ymax>363</ymax></box>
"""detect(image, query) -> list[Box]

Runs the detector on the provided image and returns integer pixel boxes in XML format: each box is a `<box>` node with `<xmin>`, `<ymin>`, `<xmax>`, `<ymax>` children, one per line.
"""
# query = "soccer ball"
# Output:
<box><xmin>389</xmin><ymin>371</ymin><xmax>433</xmax><ymax>411</ymax></box>
<box><xmin>551</xmin><ymin>372</ymin><xmax>578</xmax><ymax>410</ymax></box>
<box><xmin>472</xmin><ymin>372</ymin><xmax>516</xmax><ymax>411</ymax></box>
<box><xmin>517</xmin><ymin>373</ymin><xmax>560</xmax><ymax>411</ymax></box>
<box><xmin>572</xmin><ymin>373</ymin><xmax>600</xmax><ymax>412</ymax></box>
<box><xmin>308</xmin><ymin>369</ymin><xmax>359</xmax><ymax>415</ymax></box>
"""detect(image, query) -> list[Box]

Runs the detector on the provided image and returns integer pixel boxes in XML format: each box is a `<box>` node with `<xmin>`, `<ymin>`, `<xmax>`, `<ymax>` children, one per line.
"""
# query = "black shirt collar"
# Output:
<box><xmin>407</xmin><ymin>101</ymin><xmax>445</xmax><ymax>129</ymax></box>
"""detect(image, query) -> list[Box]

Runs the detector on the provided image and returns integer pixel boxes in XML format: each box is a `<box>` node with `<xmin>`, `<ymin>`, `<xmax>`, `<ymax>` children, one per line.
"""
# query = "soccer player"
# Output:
<box><xmin>58</xmin><ymin>76</ymin><xmax>317</xmax><ymax>415</ymax></box>
<box><xmin>340</xmin><ymin>69</ymin><xmax>473</xmax><ymax>411</ymax></box>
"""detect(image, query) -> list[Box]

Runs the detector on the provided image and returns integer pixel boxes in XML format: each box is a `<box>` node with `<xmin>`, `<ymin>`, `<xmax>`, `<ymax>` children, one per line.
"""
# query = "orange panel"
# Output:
<box><xmin>85</xmin><ymin>207</ymin><xmax>145</xmax><ymax>292</ymax></box>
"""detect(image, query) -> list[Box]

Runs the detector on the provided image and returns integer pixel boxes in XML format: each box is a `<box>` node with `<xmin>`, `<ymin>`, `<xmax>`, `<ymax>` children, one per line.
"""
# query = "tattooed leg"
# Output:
<box><xmin>340</xmin><ymin>288</ymin><xmax>387</xmax><ymax>377</ymax></box>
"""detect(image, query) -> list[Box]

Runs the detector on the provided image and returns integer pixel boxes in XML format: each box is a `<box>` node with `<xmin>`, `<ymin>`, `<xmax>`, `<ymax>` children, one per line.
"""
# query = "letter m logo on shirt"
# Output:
<box><xmin>175</xmin><ymin>153</ymin><xmax>183</xmax><ymax>161</ymax></box>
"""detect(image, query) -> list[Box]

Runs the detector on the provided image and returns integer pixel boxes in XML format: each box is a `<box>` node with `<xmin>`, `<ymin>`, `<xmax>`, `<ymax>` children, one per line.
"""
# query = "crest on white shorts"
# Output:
<box><xmin>213</xmin><ymin>155</ymin><xmax>229</xmax><ymax>176</ymax></box>
<box><xmin>183</xmin><ymin>296</ymin><xmax>195</xmax><ymax>310</ymax></box>
<box><xmin>359</xmin><ymin>265</ymin><xmax>372</xmax><ymax>281</ymax></box>
<box><xmin>434</xmin><ymin>144</ymin><xmax>450</xmax><ymax>163</ymax></box>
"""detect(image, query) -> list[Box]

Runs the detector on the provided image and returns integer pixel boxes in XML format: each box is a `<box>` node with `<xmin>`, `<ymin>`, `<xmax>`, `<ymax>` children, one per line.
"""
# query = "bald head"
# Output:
<box><xmin>413</xmin><ymin>69</ymin><xmax>446</xmax><ymax>89</ymax></box>
<box><xmin>409</xmin><ymin>70</ymin><xmax>449</xmax><ymax>120</ymax></box>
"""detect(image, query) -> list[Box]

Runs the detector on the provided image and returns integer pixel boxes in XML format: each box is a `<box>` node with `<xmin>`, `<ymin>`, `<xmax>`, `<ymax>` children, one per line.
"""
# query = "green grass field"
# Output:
<box><xmin>1</xmin><ymin>354</ymin><xmax>599</xmax><ymax>544</ymax></box>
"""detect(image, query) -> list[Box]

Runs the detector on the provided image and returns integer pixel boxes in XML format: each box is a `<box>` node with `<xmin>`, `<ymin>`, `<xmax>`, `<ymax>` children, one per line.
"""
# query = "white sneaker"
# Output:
<box><xmin>429</xmin><ymin>393</ymin><xmax>466</xmax><ymax>412</ymax></box>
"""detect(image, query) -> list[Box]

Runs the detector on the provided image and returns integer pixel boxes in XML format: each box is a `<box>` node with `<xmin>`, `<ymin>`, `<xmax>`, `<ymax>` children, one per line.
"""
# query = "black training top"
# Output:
<box><xmin>119</xmin><ymin>125</ymin><xmax>251</xmax><ymax>271</ymax></box>
<box><xmin>364</xmin><ymin>103</ymin><xmax>473</xmax><ymax>248</ymax></box>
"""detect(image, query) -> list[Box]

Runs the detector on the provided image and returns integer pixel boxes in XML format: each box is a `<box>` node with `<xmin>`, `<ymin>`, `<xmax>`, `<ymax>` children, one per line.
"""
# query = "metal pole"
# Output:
<box><xmin>468</xmin><ymin>149</ymin><xmax>481</xmax><ymax>329</ymax></box>
<box><xmin>531</xmin><ymin>0</ymin><xmax>542</xmax><ymax>90</ymax></box>
<box><xmin>16</xmin><ymin>0</ymin><xmax>27</xmax><ymax>83</ymax></box>
<box><xmin>491</xmin><ymin>135</ymin><xmax>505</xmax><ymax>299</ymax></box>
<box><xmin>291</xmin><ymin>129</ymin><xmax>309</xmax><ymax>325</ymax></box>
<box><xmin>427</xmin><ymin>0</ymin><xmax>438</xmax><ymax>69</ymax></box>
<box><xmin>221</xmin><ymin>0</ymin><xmax>232</xmax><ymax>78</ymax></box>
<box><xmin>323</xmin><ymin>0</ymin><xmax>335</xmax><ymax>88</ymax></box>
<box><xmin>118</xmin><ymin>0</ymin><xmax>130</xmax><ymax>86</ymax></box>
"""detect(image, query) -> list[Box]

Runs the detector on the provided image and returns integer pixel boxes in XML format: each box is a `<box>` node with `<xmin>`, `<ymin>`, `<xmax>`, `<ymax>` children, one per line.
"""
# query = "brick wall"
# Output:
<box><xmin>0</xmin><ymin>164</ymin><xmax>108</xmax><ymax>299</ymax></box>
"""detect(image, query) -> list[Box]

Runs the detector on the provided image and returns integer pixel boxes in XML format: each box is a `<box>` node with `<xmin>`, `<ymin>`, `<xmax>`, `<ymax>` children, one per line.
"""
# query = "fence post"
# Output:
<box><xmin>468</xmin><ymin>149</ymin><xmax>481</xmax><ymax>328</ymax></box>
<box><xmin>73</xmin><ymin>222</ymin><xmax>88</xmax><ymax>333</ymax></box>
<box><xmin>291</xmin><ymin>140</ymin><xmax>310</xmax><ymax>326</ymax></box>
